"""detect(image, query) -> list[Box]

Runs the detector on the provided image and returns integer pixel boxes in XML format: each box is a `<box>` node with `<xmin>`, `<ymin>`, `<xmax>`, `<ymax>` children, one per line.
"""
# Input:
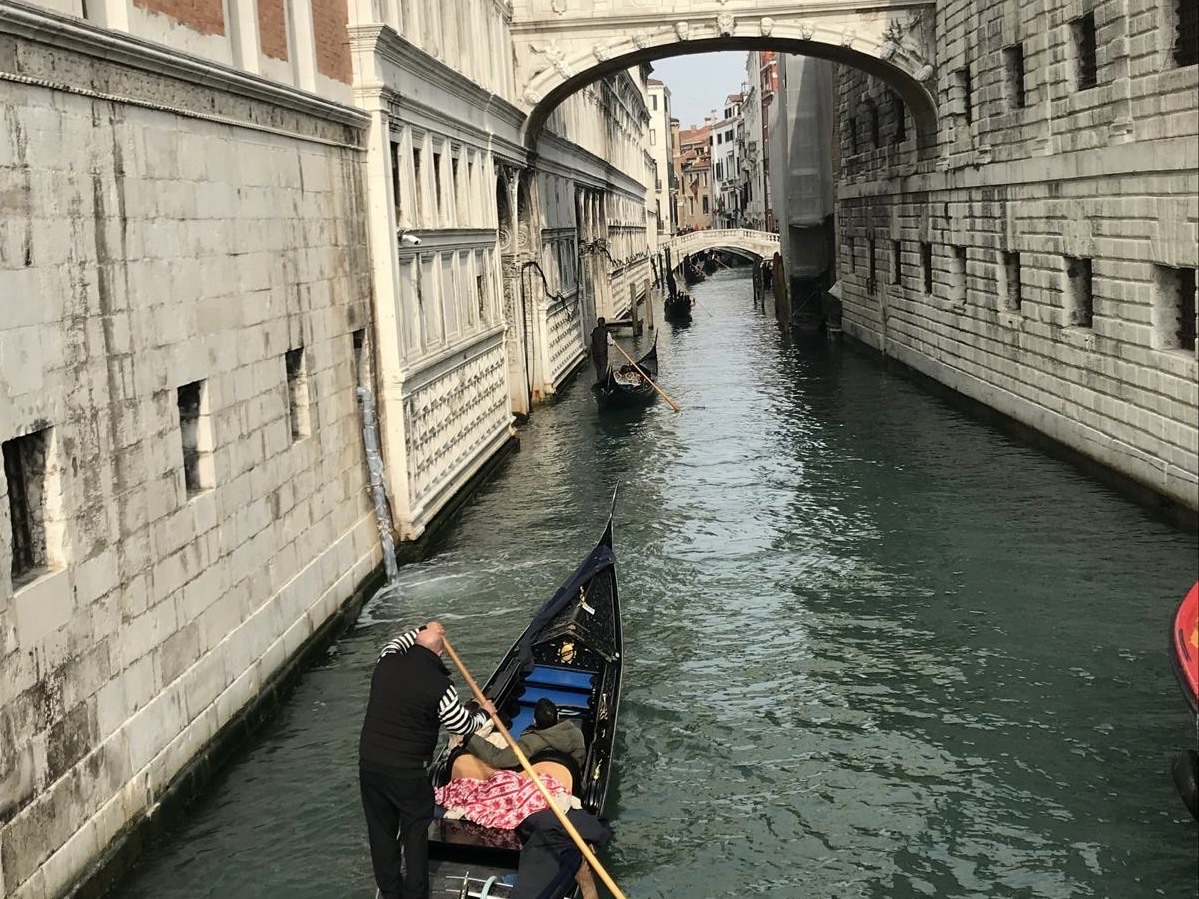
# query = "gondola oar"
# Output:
<box><xmin>442</xmin><ymin>636</ymin><xmax>629</xmax><ymax>899</ymax></box>
<box><xmin>609</xmin><ymin>341</ymin><xmax>682</xmax><ymax>413</ymax></box>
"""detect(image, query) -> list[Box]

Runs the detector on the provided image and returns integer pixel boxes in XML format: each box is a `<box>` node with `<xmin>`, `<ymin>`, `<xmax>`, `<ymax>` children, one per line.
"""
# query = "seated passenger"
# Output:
<box><xmin>466</xmin><ymin>698</ymin><xmax>586</xmax><ymax>771</ymax></box>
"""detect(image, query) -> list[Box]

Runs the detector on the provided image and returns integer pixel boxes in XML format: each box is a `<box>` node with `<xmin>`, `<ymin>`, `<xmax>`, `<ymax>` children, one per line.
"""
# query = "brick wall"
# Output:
<box><xmin>259</xmin><ymin>0</ymin><xmax>289</xmax><ymax>61</ymax></box>
<box><xmin>834</xmin><ymin>0</ymin><xmax>1198</xmax><ymax>508</ymax></box>
<box><xmin>132</xmin><ymin>0</ymin><xmax>225</xmax><ymax>36</ymax></box>
<box><xmin>312</xmin><ymin>0</ymin><xmax>352</xmax><ymax>84</ymax></box>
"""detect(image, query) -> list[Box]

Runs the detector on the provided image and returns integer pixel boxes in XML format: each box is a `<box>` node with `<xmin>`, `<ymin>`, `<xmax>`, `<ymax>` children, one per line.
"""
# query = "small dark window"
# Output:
<box><xmin>869</xmin><ymin>103</ymin><xmax>881</xmax><ymax>148</ymax></box>
<box><xmin>1004</xmin><ymin>44</ymin><xmax>1027</xmax><ymax>108</ymax></box>
<box><xmin>412</xmin><ymin>147</ymin><xmax>424</xmax><ymax>220</ymax></box>
<box><xmin>868</xmin><ymin>238</ymin><xmax>877</xmax><ymax>294</ymax></box>
<box><xmin>952</xmin><ymin>246</ymin><xmax>968</xmax><ymax>305</ymax></box>
<box><xmin>1176</xmin><ymin>0</ymin><xmax>1199</xmax><ymax>67</ymax></box>
<box><xmin>433</xmin><ymin>152</ymin><xmax>444</xmax><ymax>214</ymax></box>
<box><xmin>847</xmin><ymin>237</ymin><xmax>856</xmax><ymax>273</ymax></box>
<box><xmin>955</xmin><ymin>66</ymin><xmax>974</xmax><ymax>125</ymax></box>
<box><xmin>921</xmin><ymin>242</ymin><xmax>934</xmax><ymax>294</ymax></box>
<box><xmin>1065</xmin><ymin>256</ymin><xmax>1094</xmax><ymax>328</ymax></box>
<box><xmin>1073</xmin><ymin>13</ymin><xmax>1098</xmax><ymax>89</ymax></box>
<box><xmin>849</xmin><ymin>117</ymin><xmax>859</xmax><ymax>155</ymax></box>
<box><xmin>1155</xmin><ymin>265</ymin><xmax>1198</xmax><ymax>352</ymax></box>
<box><xmin>390</xmin><ymin>141</ymin><xmax>403</xmax><ymax>222</ymax></box>
<box><xmin>891</xmin><ymin>240</ymin><xmax>902</xmax><ymax>284</ymax></box>
<box><xmin>177</xmin><ymin>381</ymin><xmax>212</xmax><ymax>497</ymax></box>
<box><xmin>3</xmin><ymin>428</ymin><xmax>51</xmax><ymax>585</ymax></box>
<box><xmin>702</xmin><ymin>196</ymin><xmax>709</xmax><ymax>214</ymax></box>
<box><xmin>477</xmin><ymin>275</ymin><xmax>487</xmax><ymax>318</ymax></box>
<box><xmin>1002</xmin><ymin>251</ymin><xmax>1022</xmax><ymax>312</ymax></box>
<box><xmin>285</xmin><ymin>348</ymin><xmax>311</xmax><ymax>442</ymax></box>
<box><xmin>890</xmin><ymin>92</ymin><xmax>907</xmax><ymax>144</ymax></box>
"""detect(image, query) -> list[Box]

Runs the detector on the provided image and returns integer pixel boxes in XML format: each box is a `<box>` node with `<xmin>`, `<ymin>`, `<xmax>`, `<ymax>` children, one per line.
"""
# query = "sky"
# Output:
<box><xmin>650</xmin><ymin>52</ymin><xmax>748</xmax><ymax>131</ymax></box>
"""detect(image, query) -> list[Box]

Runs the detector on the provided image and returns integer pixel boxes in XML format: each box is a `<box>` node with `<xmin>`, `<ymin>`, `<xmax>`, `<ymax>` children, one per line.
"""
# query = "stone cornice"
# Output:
<box><xmin>350</xmin><ymin>24</ymin><xmax>528</xmax><ymax>161</ymax></box>
<box><xmin>0</xmin><ymin>0</ymin><xmax>368</xmax><ymax>132</ymax></box>
<box><xmin>396</xmin><ymin>229</ymin><xmax>499</xmax><ymax>253</ymax></box>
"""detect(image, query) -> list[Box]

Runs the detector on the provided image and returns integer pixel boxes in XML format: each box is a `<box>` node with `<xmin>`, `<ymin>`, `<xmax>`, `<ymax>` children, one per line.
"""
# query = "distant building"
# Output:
<box><xmin>673</xmin><ymin>120</ymin><xmax>714</xmax><ymax>231</ymax></box>
<box><xmin>711</xmin><ymin>93</ymin><xmax>744</xmax><ymax>228</ymax></box>
<box><xmin>647</xmin><ymin>78</ymin><xmax>675</xmax><ymax>237</ymax></box>
<box><xmin>742</xmin><ymin>51</ymin><xmax>779</xmax><ymax>232</ymax></box>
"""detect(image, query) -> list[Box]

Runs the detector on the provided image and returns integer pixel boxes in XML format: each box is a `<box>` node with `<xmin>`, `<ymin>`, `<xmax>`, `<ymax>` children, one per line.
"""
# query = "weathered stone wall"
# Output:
<box><xmin>0</xmin><ymin>25</ymin><xmax>378</xmax><ymax>899</ymax></box>
<box><xmin>836</xmin><ymin>0</ymin><xmax>1198</xmax><ymax>508</ymax></box>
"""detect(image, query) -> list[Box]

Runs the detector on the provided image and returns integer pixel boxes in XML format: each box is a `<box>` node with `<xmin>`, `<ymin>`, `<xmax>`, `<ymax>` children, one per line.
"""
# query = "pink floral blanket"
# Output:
<box><xmin>434</xmin><ymin>770</ymin><xmax>568</xmax><ymax>830</ymax></box>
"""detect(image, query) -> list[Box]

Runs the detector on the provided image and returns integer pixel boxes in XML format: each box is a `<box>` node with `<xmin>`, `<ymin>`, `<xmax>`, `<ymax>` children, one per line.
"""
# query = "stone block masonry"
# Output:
<box><xmin>0</xmin><ymin>31</ymin><xmax>376</xmax><ymax>899</ymax></box>
<box><xmin>833</xmin><ymin>0</ymin><xmax>1198</xmax><ymax>511</ymax></box>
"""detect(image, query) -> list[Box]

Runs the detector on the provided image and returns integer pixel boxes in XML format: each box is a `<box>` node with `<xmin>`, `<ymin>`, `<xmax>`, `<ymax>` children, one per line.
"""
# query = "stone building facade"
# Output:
<box><xmin>835</xmin><ymin>0</ymin><xmax>1198</xmax><ymax>509</ymax></box>
<box><xmin>1</xmin><ymin>0</ymin><xmax>652</xmax><ymax>896</ymax></box>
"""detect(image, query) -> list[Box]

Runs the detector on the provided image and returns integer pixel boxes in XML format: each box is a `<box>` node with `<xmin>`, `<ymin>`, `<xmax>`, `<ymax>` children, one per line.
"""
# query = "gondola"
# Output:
<box><xmin>1169</xmin><ymin>581</ymin><xmax>1198</xmax><ymax>821</ymax></box>
<box><xmin>592</xmin><ymin>338</ymin><xmax>658</xmax><ymax>410</ymax></box>
<box><xmin>663</xmin><ymin>290</ymin><xmax>693</xmax><ymax>323</ymax></box>
<box><xmin>424</xmin><ymin>513</ymin><xmax>624</xmax><ymax>897</ymax></box>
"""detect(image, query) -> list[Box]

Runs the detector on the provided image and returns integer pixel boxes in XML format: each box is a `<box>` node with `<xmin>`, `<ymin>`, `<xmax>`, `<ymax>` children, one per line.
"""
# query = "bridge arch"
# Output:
<box><xmin>513</xmin><ymin>7</ymin><xmax>939</xmax><ymax>157</ymax></box>
<box><xmin>666</xmin><ymin>228</ymin><xmax>781</xmax><ymax>263</ymax></box>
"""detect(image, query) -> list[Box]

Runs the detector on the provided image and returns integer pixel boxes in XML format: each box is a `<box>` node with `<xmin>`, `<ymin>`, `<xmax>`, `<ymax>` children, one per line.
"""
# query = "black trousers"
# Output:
<box><xmin>593</xmin><ymin>354</ymin><xmax>607</xmax><ymax>382</ymax></box>
<box><xmin>360</xmin><ymin>767</ymin><xmax>434</xmax><ymax>899</ymax></box>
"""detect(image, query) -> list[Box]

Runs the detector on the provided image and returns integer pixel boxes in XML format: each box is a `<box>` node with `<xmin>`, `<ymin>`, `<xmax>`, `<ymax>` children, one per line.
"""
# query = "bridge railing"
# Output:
<box><xmin>664</xmin><ymin>228</ymin><xmax>780</xmax><ymax>257</ymax></box>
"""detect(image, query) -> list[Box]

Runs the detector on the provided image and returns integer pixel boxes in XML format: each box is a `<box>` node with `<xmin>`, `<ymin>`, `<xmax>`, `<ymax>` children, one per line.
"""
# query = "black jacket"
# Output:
<box><xmin>510</xmin><ymin>808</ymin><xmax>612</xmax><ymax>899</ymax></box>
<box><xmin>359</xmin><ymin>628</ymin><xmax>484</xmax><ymax>775</ymax></box>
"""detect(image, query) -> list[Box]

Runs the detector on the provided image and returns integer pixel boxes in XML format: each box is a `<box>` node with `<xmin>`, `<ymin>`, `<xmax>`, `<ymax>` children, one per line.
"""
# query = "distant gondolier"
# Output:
<box><xmin>590</xmin><ymin>317</ymin><xmax>614</xmax><ymax>381</ymax></box>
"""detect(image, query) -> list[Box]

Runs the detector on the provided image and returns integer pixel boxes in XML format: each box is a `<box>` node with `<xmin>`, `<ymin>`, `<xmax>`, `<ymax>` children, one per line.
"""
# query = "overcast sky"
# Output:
<box><xmin>650</xmin><ymin>52</ymin><xmax>749</xmax><ymax>130</ymax></box>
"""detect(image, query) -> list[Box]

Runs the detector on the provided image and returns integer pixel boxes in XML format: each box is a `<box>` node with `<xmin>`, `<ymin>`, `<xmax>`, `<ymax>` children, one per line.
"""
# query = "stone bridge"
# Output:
<box><xmin>511</xmin><ymin>0</ymin><xmax>940</xmax><ymax>154</ymax></box>
<box><xmin>666</xmin><ymin>228</ymin><xmax>781</xmax><ymax>262</ymax></box>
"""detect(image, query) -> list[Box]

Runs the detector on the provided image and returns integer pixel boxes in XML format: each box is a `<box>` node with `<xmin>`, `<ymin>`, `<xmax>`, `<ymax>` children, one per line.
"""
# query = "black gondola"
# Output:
<box><xmin>664</xmin><ymin>290</ymin><xmax>693</xmax><ymax>323</ymax></box>
<box><xmin>423</xmin><ymin>514</ymin><xmax>624</xmax><ymax>898</ymax></box>
<box><xmin>592</xmin><ymin>339</ymin><xmax>658</xmax><ymax>409</ymax></box>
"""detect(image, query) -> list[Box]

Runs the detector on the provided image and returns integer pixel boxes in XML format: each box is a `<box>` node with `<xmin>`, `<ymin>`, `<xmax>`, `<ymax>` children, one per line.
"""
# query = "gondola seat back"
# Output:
<box><xmin>508</xmin><ymin>663</ymin><xmax>597</xmax><ymax>738</ymax></box>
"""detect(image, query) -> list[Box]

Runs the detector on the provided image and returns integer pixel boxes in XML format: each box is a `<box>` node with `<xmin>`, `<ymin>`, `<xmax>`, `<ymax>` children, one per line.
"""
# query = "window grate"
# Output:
<box><xmin>891</xmin><ymin>92</ymin><xmax>907</xmax><ymax>143</ymax></box>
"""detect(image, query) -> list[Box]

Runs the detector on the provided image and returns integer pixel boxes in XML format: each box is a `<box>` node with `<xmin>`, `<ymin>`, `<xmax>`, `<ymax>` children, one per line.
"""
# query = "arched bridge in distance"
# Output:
<box><xmin>665</xmin><ymin>228</ymin><xmax>781</xmax><ymax>265</ymax></box>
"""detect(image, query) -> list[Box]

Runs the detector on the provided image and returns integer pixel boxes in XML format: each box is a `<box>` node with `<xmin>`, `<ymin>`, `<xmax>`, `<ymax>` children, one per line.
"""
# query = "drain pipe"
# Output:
<box><xmin>357</xmin><ymin>385</ymin><xmax>399</xmax><ymax>584</ymax></box>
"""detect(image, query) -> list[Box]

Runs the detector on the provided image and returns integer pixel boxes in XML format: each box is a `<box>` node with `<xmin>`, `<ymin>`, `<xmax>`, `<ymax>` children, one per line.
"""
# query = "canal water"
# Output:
<box><xmin>112</xmin><ymin>268</ymin><xmax>1198</xmax><ymax>899</ymax></box>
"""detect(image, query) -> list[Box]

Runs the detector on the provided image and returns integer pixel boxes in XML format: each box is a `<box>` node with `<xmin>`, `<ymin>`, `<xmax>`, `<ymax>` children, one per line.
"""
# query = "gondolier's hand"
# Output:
<box><xmin>481</xmin><ymin>699</ymin><xmax>497</xmax><ymax>717</ymax></box>
<box><xmin>423</xmin><ymin>620</ymin><xmax>445</xmax><ymax>637</ymax></box>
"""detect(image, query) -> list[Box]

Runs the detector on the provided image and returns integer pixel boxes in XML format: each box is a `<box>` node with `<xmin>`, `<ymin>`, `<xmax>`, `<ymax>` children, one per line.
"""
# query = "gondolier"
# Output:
<box><xmin>359</xmin><ymin>621</ymin><xmax>496</xmax><ymax>899</ymax></box>
<box><xmin>590</xmin><ymin>317</ymin><xmax>614</xmax><ymax>381</ymax></box>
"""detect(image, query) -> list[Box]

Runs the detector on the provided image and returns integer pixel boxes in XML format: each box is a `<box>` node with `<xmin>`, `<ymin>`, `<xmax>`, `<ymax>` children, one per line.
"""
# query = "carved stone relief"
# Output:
<box><xmin>675</xmin><ymin>21</ymin><xmax>691</xmax><ymax>40</ymax></box>
<box><xmin>759</xmin><ymin>17</ymin><xmax>775</xmax><ymax>38</ymax></box>
<box><xmin>717</xmin><ymin>13</ymin><xmax>734</xmax><ymax>36</ymax></box>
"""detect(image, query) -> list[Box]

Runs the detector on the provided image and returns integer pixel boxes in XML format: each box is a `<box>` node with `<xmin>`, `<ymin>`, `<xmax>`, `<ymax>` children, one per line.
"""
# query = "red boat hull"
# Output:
<box><xmin>1172</xmin><ymin>582</ymin><xmax>1199</xmax><ymax>713</ymax></box>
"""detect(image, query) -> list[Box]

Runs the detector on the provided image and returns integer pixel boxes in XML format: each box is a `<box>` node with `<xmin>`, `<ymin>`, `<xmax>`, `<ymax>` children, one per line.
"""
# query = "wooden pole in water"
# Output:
<box><xmin>441</xmin><ymin>637</ymin><xmax>629</xmax><ymax>899</ymax></box>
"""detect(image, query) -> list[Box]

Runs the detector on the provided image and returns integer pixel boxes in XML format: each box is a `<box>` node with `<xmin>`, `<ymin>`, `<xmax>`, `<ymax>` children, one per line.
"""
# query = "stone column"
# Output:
<box><xmin>496</xmin><ymin>164</ymin><xmax>529</xmax><ymax>418</ymax></box>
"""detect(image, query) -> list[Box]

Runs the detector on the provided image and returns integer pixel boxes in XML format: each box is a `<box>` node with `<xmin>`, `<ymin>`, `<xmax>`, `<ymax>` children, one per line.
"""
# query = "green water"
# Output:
<box><xmin>111</xmin><ymin>269</ymin><xmax>1198</xmax><ymax>899</ymax></box>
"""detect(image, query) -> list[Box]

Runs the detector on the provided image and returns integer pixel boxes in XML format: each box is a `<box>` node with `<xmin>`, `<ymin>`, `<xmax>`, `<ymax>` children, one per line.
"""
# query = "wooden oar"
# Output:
<box><xmin>441</xmin><ymin>637</ymin><xmax>629</xmax><ymax>899</ymax></box>
<box><xmin>609</xmin><ymin>341</ymin><xmax>682</xmax><ymax>413</ymax></box>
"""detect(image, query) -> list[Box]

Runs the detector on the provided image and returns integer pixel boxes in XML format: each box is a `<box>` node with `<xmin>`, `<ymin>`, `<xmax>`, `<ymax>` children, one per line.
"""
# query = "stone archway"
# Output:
<box><xmin>512</xmin><ymin>4</ymin><xmax>939</xmax><ymax>156</ymax></box>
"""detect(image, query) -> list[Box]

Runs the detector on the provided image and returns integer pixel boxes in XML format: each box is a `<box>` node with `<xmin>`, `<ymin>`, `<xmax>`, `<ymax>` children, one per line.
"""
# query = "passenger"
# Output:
<box><xmin>465</xmin><ymin>698</ymin><xmax>587</xmax><ymax>772</ymax></box>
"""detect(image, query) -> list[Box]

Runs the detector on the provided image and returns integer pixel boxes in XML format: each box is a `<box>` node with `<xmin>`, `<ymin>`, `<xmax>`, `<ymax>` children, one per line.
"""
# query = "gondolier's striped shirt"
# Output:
<box><xmin>378</xmin><ymin>628</ymin><xmax>486</xmax><ymax>735</ymax></box>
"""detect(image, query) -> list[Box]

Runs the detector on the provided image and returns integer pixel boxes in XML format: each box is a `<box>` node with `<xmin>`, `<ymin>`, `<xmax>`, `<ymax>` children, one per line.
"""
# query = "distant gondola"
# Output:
<box><xmin>664</xmin><ymin>290</ymin><xmax>693</xmax><ymax>323</ymax></box>
<box><xmin>423</xmin><ymin>514</ymin><xmax>624</xmax><ymax>898</ymax></box>
<box><xmin>592</xmin><ymin>339</ymin><xmax>658</xmax><ymax>410</ymax></box>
